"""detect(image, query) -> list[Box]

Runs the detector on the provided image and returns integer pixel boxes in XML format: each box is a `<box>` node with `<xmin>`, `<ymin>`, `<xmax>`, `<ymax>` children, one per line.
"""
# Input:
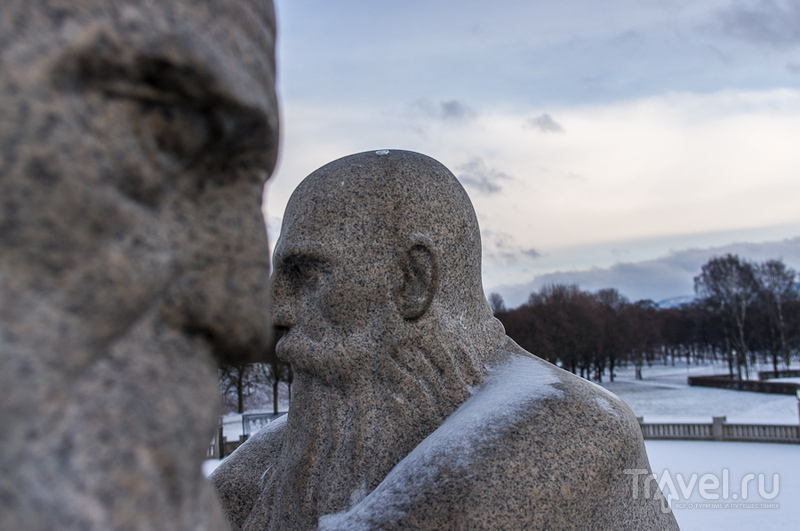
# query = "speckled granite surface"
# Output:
<box><xmin>211</xmin><ymin>151</ymin><xmax>679</xmax><ymax>530</ymax></box>
<box><xmin>0</xmin><ymin>1</ymin><xmax>277</xmax><ymax>528</ymax></box>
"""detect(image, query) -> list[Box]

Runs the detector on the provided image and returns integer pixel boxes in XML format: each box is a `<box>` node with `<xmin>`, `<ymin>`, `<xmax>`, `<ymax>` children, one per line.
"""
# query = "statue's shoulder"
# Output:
<box><xmin>209</xmin><ymin>415</ymin><xmax>286</xmax><ymax>529</ymax></box>
<box><xmin>448</xmin><ymin>339</ymin><xmax>674</xmax><ymax>529</ymax></box>
<box><xmin>491</xmin><ymin>339</ymin><xmax>643</xmax><ymax>449</ymax></box>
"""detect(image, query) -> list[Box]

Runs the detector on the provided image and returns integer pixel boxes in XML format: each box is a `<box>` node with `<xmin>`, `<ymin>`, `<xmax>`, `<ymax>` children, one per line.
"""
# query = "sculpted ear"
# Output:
<box><xmin>396</xmin><ymin>234</ymin><xmax>439</xmax><ymax>320</ymax></box>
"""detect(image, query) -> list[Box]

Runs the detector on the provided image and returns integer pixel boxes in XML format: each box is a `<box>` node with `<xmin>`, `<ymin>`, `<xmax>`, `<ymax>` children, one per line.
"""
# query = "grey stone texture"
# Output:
<box><xmin>0</xmin><ymin>1</ymin><xmax>278</xmax><ymax>529</ymax></box>
<box><xmin>211</xmin><ymin>150</ymin><xmax>679</xmax><ymax>530</ymax></box>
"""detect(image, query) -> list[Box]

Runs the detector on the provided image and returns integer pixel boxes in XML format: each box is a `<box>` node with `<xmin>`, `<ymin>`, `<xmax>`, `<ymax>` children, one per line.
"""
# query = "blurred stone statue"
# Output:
<box><xmin>211</xmin><ymin>150</ymin><xmax>679</xmax><ymax>530</ymax></box>
<box><xmin>0</xmin><ymin>0</ymin><xmax>278</xmax><ymax>528</ymax></box>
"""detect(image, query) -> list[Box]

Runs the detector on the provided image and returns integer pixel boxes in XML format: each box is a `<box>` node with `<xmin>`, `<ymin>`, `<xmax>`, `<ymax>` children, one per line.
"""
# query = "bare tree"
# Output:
<box><xmin>625</xmin><ymin>299</ymin><xmax>661</xmax><ymax>380</ymax></box>
<box><xmin>694</xmin><ymin>254</ymin><xmax>758</xmax><ymax>379</ymax></box>
<box><xmin>754</xmin><ymin>259</ymin><xmax>798</xmax><ymax>372</ymax></box>
<box><xmin>488</xmin><ymin>292</ymin><xmax>506</xmax><ymax>314</ymax></box>
<box><xmin>219</xmin><ymin>362</ymin><xmax>255</xmax><ymax>414</ymax></box>
<box><xmin>595</xmin><ymin>288</ymin><xmax>629</xmax><ymax>382</ymax></box>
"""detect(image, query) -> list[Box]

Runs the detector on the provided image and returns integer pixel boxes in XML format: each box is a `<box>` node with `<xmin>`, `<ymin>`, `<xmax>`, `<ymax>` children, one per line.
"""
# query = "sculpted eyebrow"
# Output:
<box><xmin>66</xmin><ymin>52</ymin><xmax>227</xmax><ymax>108</ymax></box>
<box><xmin>54</xmin><ymin>33</ymin><xmax>255</xmax><ymax>112</ymax></box>
<box><xmin>277</xmin><ymin>243</ymin><xmax>332</xmax><ymax>269</ymax></box>
<box><xmin>53</xmin><ymin>35</ymin><xmax>271</xmax><ymax>179</ymax></box>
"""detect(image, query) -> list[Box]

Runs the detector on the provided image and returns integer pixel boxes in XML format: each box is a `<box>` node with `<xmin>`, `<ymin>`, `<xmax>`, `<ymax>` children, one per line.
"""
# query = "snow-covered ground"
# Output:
<box><xmin>602</xmin><ymin>360</ymin><xmax>799</xmax><ymax>530</ymax></box>
<box><xmin>600</xmin><ymin>360</ymin><xmax>800</xmax><ymax>424</ymax></box>
<box><xmin>206</xmin><ymin>360</ymin><xmax>799</xmax><ymax>529</ymax></box>
<box><xmin>772</xmin><ymin>377</ymin><xmax>800</xmax><ymax>385</ymax></box>
<box><xmin>646</xmin><ymin>440</ymin><xmax>798</xmax><ymax>531</ymax></box>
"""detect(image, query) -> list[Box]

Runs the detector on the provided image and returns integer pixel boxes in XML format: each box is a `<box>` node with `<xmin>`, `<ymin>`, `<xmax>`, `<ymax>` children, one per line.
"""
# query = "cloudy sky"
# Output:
<box><xmin>265</xmin><ymin>0</ymin><xmax>800</xmax><ymax>308</ymax></box>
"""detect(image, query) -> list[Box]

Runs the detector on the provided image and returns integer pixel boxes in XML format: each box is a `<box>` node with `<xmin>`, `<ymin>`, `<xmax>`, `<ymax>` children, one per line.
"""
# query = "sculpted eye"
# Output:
<box><xmin>59</xmin><ymin>46</ymin><xmax>271</xmax><ymax>185</ymax></box>
<box><xmin>137</xmin><ymin>102</ymin><xmax>211</xmax><ymax>172</ymax></box>
<box><xmin>135</xmin><ymin>100</ymin><xmax>270</xmax><ymax>184</ymax></box>
<box><xmin>283</xmin><ymin>255</ymin><xmax>329</xmax><ymax>288</ymax></box>
<box><xmin>293</xmin><ymin>262</ymin><xmax>317</xmax><ymax>280</ymax></box>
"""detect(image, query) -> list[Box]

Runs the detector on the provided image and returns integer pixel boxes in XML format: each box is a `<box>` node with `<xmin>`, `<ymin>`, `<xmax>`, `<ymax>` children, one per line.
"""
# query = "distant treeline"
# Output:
<box><xmin>492</xmin><ymin>254</ymin><xmax>800</xmax><ymax>381</ymax></box>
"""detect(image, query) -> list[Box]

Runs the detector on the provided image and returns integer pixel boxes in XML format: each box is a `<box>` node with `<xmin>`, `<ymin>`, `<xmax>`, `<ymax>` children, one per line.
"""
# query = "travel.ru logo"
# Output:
<box><xmin>624</xmin><ymin>468</ymin><xmax>780</xmax><ymax>512</ymax></box>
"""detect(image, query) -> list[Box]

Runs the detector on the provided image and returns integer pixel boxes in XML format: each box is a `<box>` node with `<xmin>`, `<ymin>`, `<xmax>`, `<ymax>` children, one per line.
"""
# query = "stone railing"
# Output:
<box><xmin>687</xmin><ymin>374</ymin><xmax>800</xmax><ymax>395</ymax></box>
<box><xmin>210</xmin><ymin>413</ymin><xmax>800</xmax><ymax>459</ymax></box>
<box><xmin>638</xmin><ymin>416</ymin><xmax>800</xmax><ymax>444</ymax></box>
<box><xmin>640</xmin><ymin>422</ymin><xmax>713</xmax><ymax>440</ymax></box>
<box><xmin>723</xmin><ymin>423</ymin><xmax>800</xmax><ymax>443</ymax></box>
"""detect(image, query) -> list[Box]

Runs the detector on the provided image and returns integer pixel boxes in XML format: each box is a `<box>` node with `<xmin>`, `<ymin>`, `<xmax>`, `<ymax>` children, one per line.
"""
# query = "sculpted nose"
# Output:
<box><xmin>269</xmin><ymin>272</ymin><xmax>294</xmax><ymax>332</ymax></box>
<box><xmin>159</xmin><ymin>186</ymin><xmax>272</xmax><ymax>365</ymax></box>
<box><xmin>160</xmin><ymin>259</ymin><xmax>271</xmax><ymax>364</ymax></box>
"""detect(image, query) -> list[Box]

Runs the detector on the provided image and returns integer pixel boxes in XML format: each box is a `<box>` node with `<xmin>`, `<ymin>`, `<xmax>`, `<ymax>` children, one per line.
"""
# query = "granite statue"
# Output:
<box><xmin>0</xmin><ymin>0</ymin><xmax>278</xmax><ymax>528</ymax></box>
<box><xmin>211</xmin><ymin>150</ymin><xmax>679</xmax><ymax>529</ymax></box>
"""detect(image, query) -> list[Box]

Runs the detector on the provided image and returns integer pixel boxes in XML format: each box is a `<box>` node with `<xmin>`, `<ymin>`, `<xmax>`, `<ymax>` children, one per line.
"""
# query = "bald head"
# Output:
<box><xmin>277</xmin><ymin>150</ymin><xmax>493</xmax><ymax>329</ymax></box>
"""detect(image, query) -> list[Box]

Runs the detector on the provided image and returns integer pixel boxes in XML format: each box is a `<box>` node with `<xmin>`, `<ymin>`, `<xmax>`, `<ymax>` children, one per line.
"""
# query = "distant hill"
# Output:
<box><xmin>656</xmin><ymin>295</ymin><xmax>695</xmax><ymax>308</ymax></box>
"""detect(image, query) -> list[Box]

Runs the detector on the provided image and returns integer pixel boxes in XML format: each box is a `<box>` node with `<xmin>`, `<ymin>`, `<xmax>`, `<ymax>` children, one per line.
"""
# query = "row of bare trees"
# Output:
<box><xmin>218</xmin><ymin>332</ymin><xmax>292</xmax><ymax>414</ymax></box>
<box><xmin>493</xmin><ymin>254</ymin><xmax>800</xmax><ymax>381</ymax></box>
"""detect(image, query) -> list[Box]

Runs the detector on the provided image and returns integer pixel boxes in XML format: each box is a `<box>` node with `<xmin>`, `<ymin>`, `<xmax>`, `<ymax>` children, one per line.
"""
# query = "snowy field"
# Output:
<box><xmin>600</xmin><ymin>359</ymin><xmax>799</xmax><ymax>424</ymax></box>
<box><xmin>646</xmin><ymin>440</ymin><xmax>797</xmax><ymax>531</ymax></box>
<box><xmin>602</xmin><ymin>360</ymin><xmax>799</xmax><ymax>530</ymax></box>
<box><xmin>206</xmin><ymin>360</ymin><xmax>799</xmax><ymax>529</ymax></box>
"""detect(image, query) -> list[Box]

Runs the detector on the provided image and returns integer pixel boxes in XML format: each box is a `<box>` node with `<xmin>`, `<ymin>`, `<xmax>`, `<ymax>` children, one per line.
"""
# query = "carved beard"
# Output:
<box><xmin>244</xmin><ymin>313</ymin><xmax>487</xmax><ymax>530</ymax></box>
